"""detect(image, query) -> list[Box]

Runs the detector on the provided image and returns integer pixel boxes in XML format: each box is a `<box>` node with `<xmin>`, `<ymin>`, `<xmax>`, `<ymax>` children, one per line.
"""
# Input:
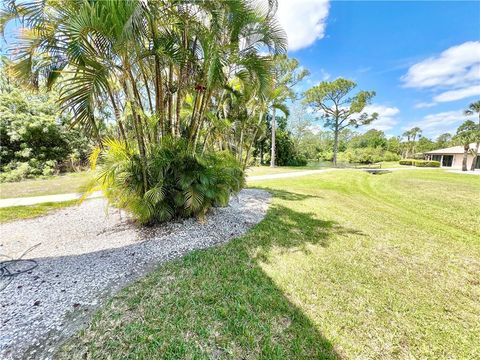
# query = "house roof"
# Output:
<box><xmin>425</xmin><ymin>143</ymin><xmax>477</xmax><ymax>155</ymax></box>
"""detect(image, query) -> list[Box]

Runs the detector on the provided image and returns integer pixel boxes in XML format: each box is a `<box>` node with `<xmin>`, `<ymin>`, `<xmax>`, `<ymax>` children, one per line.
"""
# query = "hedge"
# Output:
<box><xmin>414</xmin><ymin>160</ymin><xmax>441</xmax><ymax>167</ymax></box>
<box><xmin>399</xmin><ymin>159</ymin><xmax>441</xmax><ymax>167</ymax></box>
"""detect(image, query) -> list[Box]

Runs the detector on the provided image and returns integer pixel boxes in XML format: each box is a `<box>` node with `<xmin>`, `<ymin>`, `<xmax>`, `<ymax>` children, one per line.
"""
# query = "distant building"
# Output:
<box><xmin>425</xmin><ymin>143</ymin><xmax>479</xmax><ymax>169</ymax></box>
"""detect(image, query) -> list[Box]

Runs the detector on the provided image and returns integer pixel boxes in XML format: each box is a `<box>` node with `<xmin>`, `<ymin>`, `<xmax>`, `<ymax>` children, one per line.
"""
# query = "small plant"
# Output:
<box><xmin>89</xmin><ymin>138</ymin><xmax>245</xmax><ymax>224</ymax></box>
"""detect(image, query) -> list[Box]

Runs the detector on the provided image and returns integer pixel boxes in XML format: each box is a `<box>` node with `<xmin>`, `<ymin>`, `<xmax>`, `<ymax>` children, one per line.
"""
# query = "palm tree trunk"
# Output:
<box><xmin>192</xmin><ymin>89</ymin><xmax>212</xmax><ymax>152</ymax></box>
<box><xmin>470</xmin><ymin>115</ymin><xmax>480</xmax><ymax>171</ymax></box>
<box><xmin>270</xmin><ymin>107</ymin><xmax>276</xmax><ymax>167</ymax></box>
<box><xmin>167</xmin><ymin>63</ymin><xmax>174</xmax><ymax>135</ymax></box>
<box><xmin>175</xmin><ymin>66</ymin><xmax>183</xmax><ymax>137</ymax></box>
<box><xmin>123</xmin><ymin>77</ymin><xmax>148</xmax><ymax>192</ymax></box>
<box><xmin>106</xmin><ymin>85</ymin><xmax>128</xmax><ymax>146</ymax></box>
<box><xmin>154</xmin><ymin>56</ymin><xmax>165</xmax><ymax>140</ymax></box>
<box><xmin>462</xmin><ymin>145</ymin><xmax>469</xmax><ymax>171</ymax></box>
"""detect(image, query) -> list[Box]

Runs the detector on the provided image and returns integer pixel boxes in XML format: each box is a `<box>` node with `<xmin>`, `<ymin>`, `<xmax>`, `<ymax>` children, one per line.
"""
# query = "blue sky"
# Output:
<box><xmin>278</xmin><ymin>0</ymin><xmax>480</xmax><ymax>138</ymax></box>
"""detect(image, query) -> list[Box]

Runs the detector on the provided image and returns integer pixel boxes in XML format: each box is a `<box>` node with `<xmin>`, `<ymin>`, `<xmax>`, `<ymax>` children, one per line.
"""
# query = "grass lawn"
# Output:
<box><xmin>380</xmin><ymin>160</ymin><xmax>405</xmax><ymax>168</ymax></box>
<box><xmin>0</xmin><ymin>171</ymin><xmax>91</xmax><ymax>199</ymax></box>
<box><xmin>246</xmin><ymin>165</ymin><xmax>322</xmax><ymax>176</ymax></box>
<box><xmin>0</xmin><ymin>200</ymin><xmax>77</xmax><ymax>223</ymax></box>
<box><xmin>58</xmin><ymin>170</ymin><xmax>480</xmax><ymax>359</ymax></box>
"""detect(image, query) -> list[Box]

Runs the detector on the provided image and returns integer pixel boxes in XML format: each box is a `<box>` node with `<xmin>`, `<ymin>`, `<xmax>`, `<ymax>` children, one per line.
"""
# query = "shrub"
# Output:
<box><xmin>399</xmin><ymin>159</ymin><xmax>414</xmax><ymax>166</ymax></box>
<box><xmin>285</xmin><ymin>154</ymin><xmax>308</xmax><ymax>166</ymax></box>
<box><xmin>90</xmin><ymin>138</ymin><xmax>245</xmax><ymax>224</ymax></box>
<box><xmin>338</xmin><ymin>147</ymin><xmax>400</xmax><ymax>164</ymax></box>
<box><xmin>274</xmin><ymin>129</ymin><xmax>307</xmax><ymax>166</ymax></box>
<box><xmin>414</xmin><ymin>160</ymin><xmax>440</xmax><ymax>167</ymax></box>
<box><xmin>0</xmin><ymin>87</ymin><xmax>92</xmax><ymax>182</ymax></box>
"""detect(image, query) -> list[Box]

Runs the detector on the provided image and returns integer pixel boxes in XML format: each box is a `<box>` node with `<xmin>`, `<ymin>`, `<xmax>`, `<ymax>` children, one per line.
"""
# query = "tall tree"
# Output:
<box><xmin>1</xmin><ymin>0</ymin><xmax>288</xmax><ymax>181</ymax></box>
<box><xmin>454</xmin><ymin>120</ymin><xmax>478</xmax><ymax>171</ymax></box>
<box><xmin>402</xmin><ymin>127</ymin><xmax>422</xmax><ymax>158</ymax></box>
<box><xmin>464</xmin><ymin>101</ymin><xmax>480</xmax><ymax>170</ymax></box>
<box><xmin>303</xmin><ymin>78</ymin><xmax>378</xmax><ymax>166</ymax></box>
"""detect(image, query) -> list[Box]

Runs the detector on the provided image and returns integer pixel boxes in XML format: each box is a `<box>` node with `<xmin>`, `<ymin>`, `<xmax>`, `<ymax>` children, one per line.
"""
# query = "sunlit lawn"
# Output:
<box><xmin>246</xmin><ymin>165</ymin><xmax>322</xmax><ymax>176</ymax></box>
<box><xmin>58</xmin><ymin>170</ymin><xmax>480</xmax><ymax>359</ymax></box>
<box><xmin>0</xmin><ymin>201</ymin><xmax>77</xmax><ymax>223</ymax></box>
<box><xmin>0</xmin><ymin>171</ymin><xmax>91</xmax><ymax>199</ymax></box>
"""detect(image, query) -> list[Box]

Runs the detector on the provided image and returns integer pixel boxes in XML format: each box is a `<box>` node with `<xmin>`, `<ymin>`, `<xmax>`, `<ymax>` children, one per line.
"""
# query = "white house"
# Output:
<box><xmin>425</xmin><ymin>143</ymin><xmax>479</xmax><ymax>169</ymax></box>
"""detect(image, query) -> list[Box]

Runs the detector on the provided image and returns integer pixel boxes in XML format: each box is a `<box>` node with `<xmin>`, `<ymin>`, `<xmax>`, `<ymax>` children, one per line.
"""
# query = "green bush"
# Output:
<box><xmin>0</xmin><ymin>86</ymin><xmax>92</xmax><ymax>182</ymax></box>
<box><xmin>338</xmin><ymin>147</ymin><xmax>400</xmax><ymax>164</ymax></box>
<box><xmin>414</xmin><ymin>160</ymin><xmax>441</xmax><ymax>167</ymax></box>
<box><xmin>399</xmin><ymin>159</ymin><xmax>414</xmax><ymax>165</ymax></box>
<box><xmin>90</xmin><ymin>138</ymin><xmax>245</xmax><ymax>224</ymax></box>
<box><xmin>274</xmin><ymin>129</ymin><xmax>307</xmax><ymax>166</ymax></box>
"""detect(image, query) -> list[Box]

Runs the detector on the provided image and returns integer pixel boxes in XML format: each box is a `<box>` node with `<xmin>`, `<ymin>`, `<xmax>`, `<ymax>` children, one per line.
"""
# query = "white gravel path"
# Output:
<box><xmin>0</xmin><ymin>191</ymin><xmax>103</xmax><ymax>208</ymax></box>
<box><xmin>0</xmin><ymin>189</ymin><xmax>270</xmax><ymax>360</ymax></box>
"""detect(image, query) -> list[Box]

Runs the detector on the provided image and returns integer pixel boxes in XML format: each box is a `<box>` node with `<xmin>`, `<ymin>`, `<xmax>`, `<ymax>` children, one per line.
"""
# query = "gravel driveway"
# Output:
<box><xmin>0</xmin><ymin>189</ymin><xmax>270</xmax><ymax>360</ymax></box>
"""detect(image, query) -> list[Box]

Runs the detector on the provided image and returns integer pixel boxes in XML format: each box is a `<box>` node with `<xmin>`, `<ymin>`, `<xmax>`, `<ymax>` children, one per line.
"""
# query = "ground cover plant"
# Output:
<box><xmin>58</xmin><ymin>170</ymin><xmax>480</xmax><ymax>359</ymax></box>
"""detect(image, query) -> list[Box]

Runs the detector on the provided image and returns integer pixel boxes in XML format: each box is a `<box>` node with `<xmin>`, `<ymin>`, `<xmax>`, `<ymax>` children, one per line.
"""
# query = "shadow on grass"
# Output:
<box><xmin>53</xmin><ymin>190</ymin><xmax>362</xmax><ymax>359</ymax></box>
<box><xmin>269</xmin><ymin>188</ymin><xmax>324</xmax><ymax>201</ymax></box>
<box><xmin>249</xmin><ymin>202</ymin><xmax>364</xmax><ymax>263</ymax></box>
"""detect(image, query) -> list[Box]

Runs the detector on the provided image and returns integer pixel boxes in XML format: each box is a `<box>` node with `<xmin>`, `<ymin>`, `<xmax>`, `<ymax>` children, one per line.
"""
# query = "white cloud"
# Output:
<box><xmin>363</xmin><ymin>104</ymin><xmax>400</xmax><ymax>132</ymax></box>
<box><xmin>402</xmin><ymin>41</ymin><xmax>480</xmax><ymax>89</ymax></box>
<box><xmin>433</xmin><ymin>84</ymin><xmax>480</xmax><ymax>103</ymax></box>
<box><xmin>401</xmin><ymin>41</ymin><xmax>480</xmax><ymax>105</ymax></box>
<box><xmin>405</xmin><ymin>110</ymin><xmax>470</xmax><ymax>138</ymax></box>
<box><xmin>276</xmin><ymin>0</ymin><xmax>330</xmax><ymax>51</ymax></box>
<box><xmin>414</xmin><ymin>102</ymin><xmax>436</xmax><ymax>109</ymax></box>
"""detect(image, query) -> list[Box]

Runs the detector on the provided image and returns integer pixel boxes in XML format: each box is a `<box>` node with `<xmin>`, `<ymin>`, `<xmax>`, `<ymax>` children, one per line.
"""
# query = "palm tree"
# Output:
<box><xmin>1</xmin><ymin>0</ymin><xmax>287</xmax><ymax>172</ymax></box>
<box><xmin>464</xmin><ymin>101</ymin><xmax>480</xmax><ymax>170</ymax></box>
<box><xmin>454</xmin><ymin>120</ymin><xmax>477</xmax><ymax>171</ymax></box>
<box><xmin>402</xmin><ymin>127</ymin><xmax>422</xmax><ymax>158</ymax></box>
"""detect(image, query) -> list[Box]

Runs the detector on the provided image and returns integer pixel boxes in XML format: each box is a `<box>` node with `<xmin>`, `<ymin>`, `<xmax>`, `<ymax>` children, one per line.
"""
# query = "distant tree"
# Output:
<box><xmin>402</xmin><ymin>127</ymin><xmax>422</xmax><ymax>158</ymax></box>
<box><xmin>454</xmin><ymin>120</ymin><xmax>478</xmax><ymax>171</ymax></box>
<box><xmin>464</xmin><ymin>101</ymin><xmax>480</xmax><ymax>170</ymax></box>
<box><xmin>436</xmin><ymin>133</ymin><xmax>452</xmax><ymax>149</ymax></box>
<box><xmin>349</xmin><ymin>129</ymin><xmax>387</xmax><ymax>149</ymax></box>
<box><xmin>417</xmin><ymin>136</ymin><xmax>436</xmax><ymax>153</ymax></box>
<box><xmin>386</xmin><ymin>136</ymin><xmax>401</xmax><ymax>154</ymax></box>
<box><xmin>304</xmin><ymin>78</ymin><xmax>378</xmax><ymax>165</ymax></box>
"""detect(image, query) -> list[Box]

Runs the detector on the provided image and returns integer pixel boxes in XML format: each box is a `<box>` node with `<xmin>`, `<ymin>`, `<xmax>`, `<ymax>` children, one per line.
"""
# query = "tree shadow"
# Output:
<box><xmin>265</xmin><ymin>188</ymin><xmax>324</xmax><ymax>201</ymax></box>
<box><xmin>248</xmin><ymin>203</ymin><xmax>365</xmax><ymax>263</ymax></box>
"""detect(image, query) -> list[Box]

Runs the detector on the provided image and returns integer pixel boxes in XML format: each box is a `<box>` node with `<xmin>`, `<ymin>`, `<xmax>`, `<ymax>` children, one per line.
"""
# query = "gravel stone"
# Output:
<box><xmin>0</xmin><ymin>189</ymin><xmax>270</xmax><ymax>359</ymax></box>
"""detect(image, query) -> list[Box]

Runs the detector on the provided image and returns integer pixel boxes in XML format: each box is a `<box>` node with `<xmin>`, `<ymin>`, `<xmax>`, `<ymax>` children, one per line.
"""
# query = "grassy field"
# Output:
<box><xmin>0</xmin><ymin>201</ymin><xmax>77</xmax><ymax>223</ymax></box>
<box><xmin>58</xmin><ymin>170</ymin><xmax>480</xmax><ymax>359</ymax></box>
<box><xmin>246</xmin><ymin>165</ymin><xmax>321</xmax><ymax>176</ymax></box>
<box><xmin>0</xmin><ymin>171</ymin><xmax>91</xmax><ymax>199</ymax></box>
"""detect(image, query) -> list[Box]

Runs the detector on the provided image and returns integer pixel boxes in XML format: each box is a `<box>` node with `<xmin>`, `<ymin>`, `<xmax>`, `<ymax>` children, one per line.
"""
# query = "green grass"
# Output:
<box><xmin>0</xmin><ymin>171</ymin><xmax>91</xmax><ymax>199</ymax></box>
<box><xmin>379</xmin><ymin>160</ymin><xmax>405</xmax><ymax>168</ymax></box>
<box><xmin>58</xmin><ymin>170</ymin><xmax>480</xmax><ymax>359</ymax></box>
<box><xmin>246</xmin><ymin>165</ymin><xmax>320</xmax><ymax>176</ymax></box>
<box><xmin>0</xmin><ymin>200</ymin><xmax>77</xmax><ymax>223</ymax></box>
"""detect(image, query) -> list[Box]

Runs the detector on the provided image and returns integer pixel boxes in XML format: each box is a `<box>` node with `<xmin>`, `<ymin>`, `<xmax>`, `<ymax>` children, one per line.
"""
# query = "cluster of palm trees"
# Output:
<box><xmin>401</xmin><ymin>127</ymin><xmax>422</xmax><ymax>158</ymax></box>
<box><xmin>458</xmin><ymin>101</ymin><xmax>480</xmax><ymax>171</ymax></box>
<box><xmin>1</xmin><ymin>0</ymin><xmax>291</xmax><ymax>171</ymax></box>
